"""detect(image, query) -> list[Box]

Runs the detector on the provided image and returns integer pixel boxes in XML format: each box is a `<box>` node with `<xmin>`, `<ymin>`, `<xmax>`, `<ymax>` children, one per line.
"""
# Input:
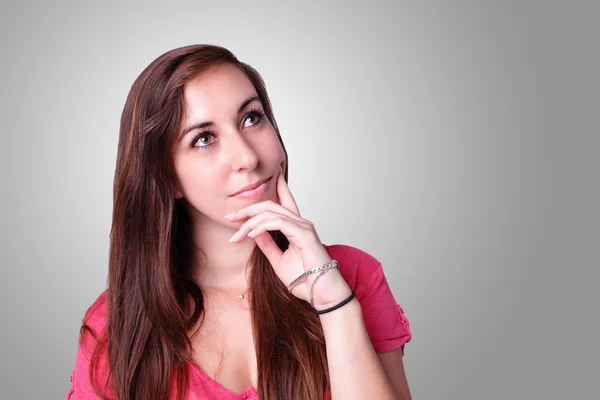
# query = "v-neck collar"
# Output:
<box><xmin>189</xmin><ymin>362</ymin><xmax>257</xmax><ymax>399</ymax></box>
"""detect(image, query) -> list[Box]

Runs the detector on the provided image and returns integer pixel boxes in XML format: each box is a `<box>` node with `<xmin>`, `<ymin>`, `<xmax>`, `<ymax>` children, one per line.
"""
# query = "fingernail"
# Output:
<box><xmin>247</xmin><ymin>229</ymin><xmax>257</xmax><ymax>237</ymax></box>
<box><xmin>224</xmin><ymin>213</ymin><xmax>236</xmax><ymax>219</ymax></box>
<box><xmin>229</xmin><ymin>231</ymin><xmax>239</xmax><ymax>242</ymax></box>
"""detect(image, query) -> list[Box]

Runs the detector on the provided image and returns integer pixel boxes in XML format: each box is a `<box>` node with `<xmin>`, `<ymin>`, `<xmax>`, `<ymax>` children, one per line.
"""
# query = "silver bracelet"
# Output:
<box><xmin>310</xmin><ymin>267</ymin><xmax>336</xmax><ymax>308</ymax></box>
<box><xmin>288</xmin><ymin>259</ymin><xmax>338</xmax><ymax>293</ymax></box>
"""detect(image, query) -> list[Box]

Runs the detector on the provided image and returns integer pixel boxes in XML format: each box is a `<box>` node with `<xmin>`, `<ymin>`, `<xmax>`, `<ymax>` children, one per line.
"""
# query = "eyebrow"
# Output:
<box><xmin>180</xmin><ymin>95</ymin><xmax>261</xmax><ymax>139</ymax></box>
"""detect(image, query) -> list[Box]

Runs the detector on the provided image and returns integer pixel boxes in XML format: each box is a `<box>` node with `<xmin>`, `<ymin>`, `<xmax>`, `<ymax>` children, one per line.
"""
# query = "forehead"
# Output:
<box><xmin>183</xmin><ymin>63</ymin><xmax>257</xmax><ymax>120</ymax></box>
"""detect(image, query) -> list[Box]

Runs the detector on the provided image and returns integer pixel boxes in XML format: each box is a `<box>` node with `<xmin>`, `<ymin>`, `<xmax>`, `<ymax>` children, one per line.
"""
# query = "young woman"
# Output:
<box><xmin>67</xmin><ymin>44</ymin><xmax>412</xmax><ymax>400</ymax></box>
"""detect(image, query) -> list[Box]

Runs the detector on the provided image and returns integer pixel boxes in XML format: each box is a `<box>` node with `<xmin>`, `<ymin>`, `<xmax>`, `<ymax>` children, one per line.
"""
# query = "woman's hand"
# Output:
<box><xmin>225</xmin><ymin>167</ymin><xmax>352</xmax><ymax>308</ymax></box>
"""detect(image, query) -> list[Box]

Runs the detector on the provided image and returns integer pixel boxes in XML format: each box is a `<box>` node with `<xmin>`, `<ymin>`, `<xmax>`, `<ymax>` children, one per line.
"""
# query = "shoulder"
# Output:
<box><xmin>322</xmin><ymin>243</ymin><xmax>384</xmax><ymax>290</ymax></box>
<box><xmin>70</xmin><ymin>291</ymin><xmax>113</xmax><ymax>399</ymax></box>
<box><xmin>324</xmin><ymin>243</ymin><xmax>412</xmax><ymax>354</ymax></box>
<box><xmin>82</xmin><ymin>290</ymin><xmax>108</xmax><ymax>329</ymax></box>
<box><xmin>78</xmin><ymin>290</ymin><xmax>108</xmax><ymax>352</ymax></box>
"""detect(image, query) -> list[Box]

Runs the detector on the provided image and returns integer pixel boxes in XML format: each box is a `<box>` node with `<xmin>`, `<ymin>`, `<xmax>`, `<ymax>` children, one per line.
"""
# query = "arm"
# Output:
<box><xmin>68</xmin><ymin>341</ymin><xmax>104</xmax><ymax>400</ymax></box>
<box><xmin>228</xmin><ymin>169</ymin><xmax>411</xmax><ymax>398</ymax></box>
<box><xmin>378</xmin><ymin>348</ymin><xmax>412</xmax><ymax>400</ymax></box>
<box><xmin>316</xmin><ymin>268</ymin><xmax>411</xmax><ymax>400</ymax></box>
<box><xmin>68</xmin><ymin>294</ymin><xmax>111</xmax><ymax>400</ymax></box>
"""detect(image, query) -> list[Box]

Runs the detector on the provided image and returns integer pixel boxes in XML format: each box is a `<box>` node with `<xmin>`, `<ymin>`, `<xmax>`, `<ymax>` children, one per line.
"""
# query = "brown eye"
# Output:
<box><xmin>192</xmin><ymin>132</ymin><xmax>216</xmax><ymax>150</ymax></box>
<box><xmin>243</xmin><ymin>110</ymin><xmax>265</xmax><ymax>128</ymax></box>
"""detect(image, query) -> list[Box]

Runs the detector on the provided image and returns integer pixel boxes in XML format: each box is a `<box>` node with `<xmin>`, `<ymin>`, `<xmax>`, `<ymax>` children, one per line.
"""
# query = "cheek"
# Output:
<box><xmin>175</xmin><ymin>157</ymin><xmax>223</xmax><ymax>201</ymax></box>
<box><xmin>260</xmin><ymin>135</ymin><xmax>285</xmax><ymax>165</ymax></box>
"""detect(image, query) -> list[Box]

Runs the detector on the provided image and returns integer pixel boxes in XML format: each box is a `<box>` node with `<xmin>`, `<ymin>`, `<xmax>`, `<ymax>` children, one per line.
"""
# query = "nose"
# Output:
<box><xmin>226</xmin><ymin>129</ymin><xmax>259</xmax><ymax>171</ymax></box>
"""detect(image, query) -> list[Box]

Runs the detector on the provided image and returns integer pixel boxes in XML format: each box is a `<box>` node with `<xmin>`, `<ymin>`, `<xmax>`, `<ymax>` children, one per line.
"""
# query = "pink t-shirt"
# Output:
<box><xmin>67</xmin><ymin>244</ymin><xmax>412</xmax><ymax>399</ymax></box>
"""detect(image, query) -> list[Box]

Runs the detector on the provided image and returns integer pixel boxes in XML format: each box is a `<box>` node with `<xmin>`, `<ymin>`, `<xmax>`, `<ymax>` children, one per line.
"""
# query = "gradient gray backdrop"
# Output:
<box><xmin>1</xmin><ymin>1</ymin><xmax>598</xmax><ymax>399</ymax></box>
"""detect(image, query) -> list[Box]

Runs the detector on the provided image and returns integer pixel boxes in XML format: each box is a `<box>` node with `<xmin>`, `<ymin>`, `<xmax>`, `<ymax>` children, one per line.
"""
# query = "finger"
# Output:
<box><xmin>252</xmin><ymin>231</ymin><xmax>282</xmax><ymax>267</ymax></box>
<box><xmin>246</xmin><ymin>216</ymin><xmax>313</xmax><ymax>251</ymax></box>
<box><xmin>230</xmin><ymin>212</ymin><xmax>309</xmax><ymax>243</ymax></box>
<box><xmin>276</xmin><ymin>167</ymin><xmax>301</xmax><ymax>216</ymax></box>
<box><xmin>226</xmin><ymin>200</ymin><xmax>303</xmax><ymax>223</ymax></box>
<box><xmin>228</xmin><ymin>210</ymin><xmax>283</xmax><ymax>242</ymax></box>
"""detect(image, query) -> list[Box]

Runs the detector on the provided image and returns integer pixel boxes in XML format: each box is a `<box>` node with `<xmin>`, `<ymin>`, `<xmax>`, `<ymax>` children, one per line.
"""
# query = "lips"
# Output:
<box><xmin>230</xmin><ymin>177</ymin><xmax>271</xmax><ymax>197</ymax></box>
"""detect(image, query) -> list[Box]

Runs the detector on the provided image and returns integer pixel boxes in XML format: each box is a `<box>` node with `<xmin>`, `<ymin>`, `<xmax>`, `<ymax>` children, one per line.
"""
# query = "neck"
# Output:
<box><xmin>188</xmin><ymin>215</ymin><xmax>256</xmax><ymax>293</ymax></box>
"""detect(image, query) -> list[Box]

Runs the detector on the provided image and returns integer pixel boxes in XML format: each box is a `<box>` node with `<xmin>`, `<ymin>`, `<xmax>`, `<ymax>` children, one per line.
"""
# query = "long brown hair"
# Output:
<box><xmin>80</xmin><ymin>44</ymin><xmax>329</xmax><ymax>399</ymax></box>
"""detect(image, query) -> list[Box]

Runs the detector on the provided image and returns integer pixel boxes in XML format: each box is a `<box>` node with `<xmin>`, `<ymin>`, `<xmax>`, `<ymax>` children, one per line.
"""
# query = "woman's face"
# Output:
<box><xmin>172</xmin><ymin>63</ymin><xmax>286</xmax><ymax>226</ymax></box>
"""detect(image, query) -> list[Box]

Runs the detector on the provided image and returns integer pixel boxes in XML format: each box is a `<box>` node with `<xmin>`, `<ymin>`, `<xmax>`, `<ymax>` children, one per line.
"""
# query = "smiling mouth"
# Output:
<box><xmin>230</xmin><ymin>177</ymin><xmax>272</xmax><ymax>199</ymax></box>
<box><xmin>231</xmin><ymin>177</ymin><xmax>270</xmax><ymax>196</ymax></box>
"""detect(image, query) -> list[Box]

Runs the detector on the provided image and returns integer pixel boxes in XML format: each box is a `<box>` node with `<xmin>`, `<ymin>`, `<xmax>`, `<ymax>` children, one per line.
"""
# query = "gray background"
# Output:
<box><xmin>1</xmin><ymin>1</ymin><xmax>598</xmax><ymax>399</ymax></box>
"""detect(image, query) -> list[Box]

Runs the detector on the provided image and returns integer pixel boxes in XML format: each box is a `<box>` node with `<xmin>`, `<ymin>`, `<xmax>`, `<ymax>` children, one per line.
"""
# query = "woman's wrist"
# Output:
<box><xmin>309</xmin><ymin>268</ymin><xmax>353</xmax><ymax>310</ymax></box>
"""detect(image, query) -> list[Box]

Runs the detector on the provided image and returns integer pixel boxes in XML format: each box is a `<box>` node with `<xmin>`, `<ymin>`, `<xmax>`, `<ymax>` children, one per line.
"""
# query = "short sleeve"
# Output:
<box><xmin>67</xmin><ymin>291</ymin><xmax>113</xmax><ymax>399</ymax></box>
<box><xmin>324</xmin><ymin>244</ymin><xmax>412</xmax><ymax>355</ymax></box>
